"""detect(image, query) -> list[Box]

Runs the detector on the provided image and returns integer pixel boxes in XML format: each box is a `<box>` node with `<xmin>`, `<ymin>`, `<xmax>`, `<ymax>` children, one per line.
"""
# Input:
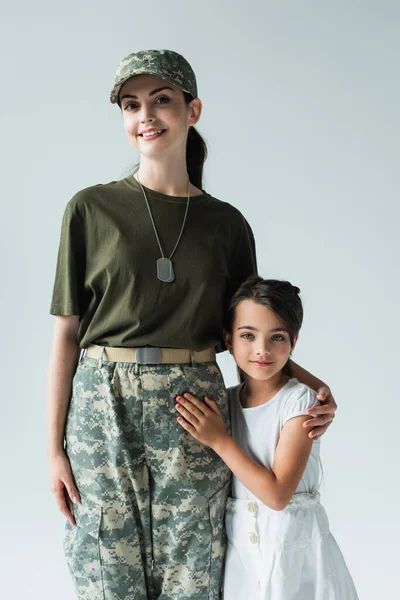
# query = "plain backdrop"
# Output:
<box><xmin>1</xmin><ymin>1</ymin><xmax>399</xmax><ymax>598</ymax></box>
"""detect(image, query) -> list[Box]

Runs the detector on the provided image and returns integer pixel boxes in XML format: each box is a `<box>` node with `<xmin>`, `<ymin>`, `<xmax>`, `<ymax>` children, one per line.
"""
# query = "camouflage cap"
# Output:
<box><xmin>110</xmin><ymin>49</ymin><xmax>198</xmax><ymax>104</ymax></box>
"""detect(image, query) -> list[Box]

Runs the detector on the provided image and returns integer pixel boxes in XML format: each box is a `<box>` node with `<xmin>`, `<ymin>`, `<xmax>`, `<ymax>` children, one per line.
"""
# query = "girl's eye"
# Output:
<box><xmin>241</xmin><ymin>333</ymin><xmax>254</xmax><ymax>340</ymax></box>
<box><xmin>271</xmin><ymin>334</ymin><xmax>286</xmax><ymax>341</ymax></box>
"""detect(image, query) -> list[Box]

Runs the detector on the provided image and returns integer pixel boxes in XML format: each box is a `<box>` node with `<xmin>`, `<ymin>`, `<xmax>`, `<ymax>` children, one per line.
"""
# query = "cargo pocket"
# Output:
<box><xmin>209</xmin><ymin>479</ymin><xmax>231</xmax><ymax>600</ymax></box>
<box><xmin>63</xmin><ymin>494</ymin><xmax>104</xmax><ymax>600</ymax></box>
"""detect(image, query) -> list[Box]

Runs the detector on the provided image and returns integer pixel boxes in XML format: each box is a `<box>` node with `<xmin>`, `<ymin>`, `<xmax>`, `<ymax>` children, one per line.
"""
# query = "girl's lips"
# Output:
<box><xmin>251</xmin><ymin>361</ymin><xmax>274</xmax><ymax>367</ymax></box>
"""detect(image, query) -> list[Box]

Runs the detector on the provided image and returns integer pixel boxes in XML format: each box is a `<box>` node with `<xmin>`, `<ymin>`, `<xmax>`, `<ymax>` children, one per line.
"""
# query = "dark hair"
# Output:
<box><xmin>227</xmin><ymin>275</ymin><xmax>304</xmax><ymax>378</ymax></box>
<box><xmin>183</xmin><ymin>92</ymin><xmax>207</xmax><ymax>189</ymax></box>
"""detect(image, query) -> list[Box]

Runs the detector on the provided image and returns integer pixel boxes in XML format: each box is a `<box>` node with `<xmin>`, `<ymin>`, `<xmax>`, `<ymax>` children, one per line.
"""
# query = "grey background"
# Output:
<box><xmin>1</xmin><ymin>1</ymin><xmax>399</xmax><ymax>598</ymax></box>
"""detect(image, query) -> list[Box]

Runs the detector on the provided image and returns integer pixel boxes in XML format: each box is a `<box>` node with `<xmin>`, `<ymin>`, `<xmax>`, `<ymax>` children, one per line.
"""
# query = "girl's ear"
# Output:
<box><xmin>223</xmin><ymin>329</ymin><xmax>233</xmax><ymax>353</ymax></box>
<box><xmin>291</xmin><ymin>335</ymin><xmax>299</xmax><ymax>354</ymax></box>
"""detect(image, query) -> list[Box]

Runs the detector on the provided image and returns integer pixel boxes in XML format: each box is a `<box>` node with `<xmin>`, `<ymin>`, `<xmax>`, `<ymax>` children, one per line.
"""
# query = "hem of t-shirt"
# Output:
<box><xmin>282</xmin><ymin>399</ymin><xmax>319</xmax><ymax>425</ymax></box>
<box><xmin>49</xmin><ymin>304</ymin><xmax>80</xmax><ymax>316</ymax></box>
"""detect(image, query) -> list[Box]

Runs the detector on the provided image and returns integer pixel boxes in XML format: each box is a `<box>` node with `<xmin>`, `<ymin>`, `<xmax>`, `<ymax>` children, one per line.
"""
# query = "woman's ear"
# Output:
<box><xmin>188</xmin><ymin>98</ymin><xmax>202</xmax><ymax>127</ymax></box>
<box><xmin>223</xmin><ymin>329</ymin><xmax>233</xmax><ymax>354</ymax></box>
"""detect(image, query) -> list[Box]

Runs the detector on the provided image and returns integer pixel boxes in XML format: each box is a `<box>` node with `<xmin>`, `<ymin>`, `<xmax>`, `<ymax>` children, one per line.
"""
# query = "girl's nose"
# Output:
<box><xmin>256</xmin><ymin>346</ymin><xmax>271</xmax><ymax>357</ymax></box>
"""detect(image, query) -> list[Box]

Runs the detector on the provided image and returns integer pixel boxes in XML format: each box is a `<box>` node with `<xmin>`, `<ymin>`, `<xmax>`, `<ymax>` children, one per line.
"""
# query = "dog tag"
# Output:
<box><xmin>157</xmin><ymin>258</ymin><xmax>175</xmax><ymax>283</ymax></box>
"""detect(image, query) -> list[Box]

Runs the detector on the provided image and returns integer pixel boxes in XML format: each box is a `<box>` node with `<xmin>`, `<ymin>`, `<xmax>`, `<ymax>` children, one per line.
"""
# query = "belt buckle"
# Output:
<box><xmin>136</xmin><ymin>347</ymin><xmax>162</xmax><ymax>364</ymax></box>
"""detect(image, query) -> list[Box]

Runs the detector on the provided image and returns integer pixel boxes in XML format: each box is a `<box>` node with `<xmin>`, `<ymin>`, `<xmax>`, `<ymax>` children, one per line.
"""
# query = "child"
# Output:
<box><xmin>175</xmin><ymin>276</ymin><xmax>358</xmax><ymax>599</ymax></box>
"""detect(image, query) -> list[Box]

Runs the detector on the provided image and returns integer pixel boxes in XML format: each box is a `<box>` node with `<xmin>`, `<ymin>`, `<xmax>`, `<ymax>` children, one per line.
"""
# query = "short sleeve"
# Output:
<box><xmin>227</xmin><ymin>216</ymin><xmax>258</xmax><ymax>300</ymax></box>
<box><xmin>49</xmin><ymin>201</ymin><xmax>87</xmax><ymax>316</ymax></box>
<box><xmin>282</xmin><ymin>384</ymin><xmax>319</xmax><ymax>426</ymax></box>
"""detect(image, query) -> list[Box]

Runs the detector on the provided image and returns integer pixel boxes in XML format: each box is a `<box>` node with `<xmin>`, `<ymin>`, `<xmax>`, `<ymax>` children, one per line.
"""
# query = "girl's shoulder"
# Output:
<box><xmin>280</xmin><ymin>378</ymin><xmax>319</xmax><ymax>425</ymax></box>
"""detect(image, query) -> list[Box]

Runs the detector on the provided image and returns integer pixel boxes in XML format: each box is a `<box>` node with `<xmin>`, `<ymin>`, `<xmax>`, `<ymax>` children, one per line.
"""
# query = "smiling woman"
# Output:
<box><xmin>46</xmin><ymin>48</ymin><xmax>338</xmax><ymax>600</ymax></box>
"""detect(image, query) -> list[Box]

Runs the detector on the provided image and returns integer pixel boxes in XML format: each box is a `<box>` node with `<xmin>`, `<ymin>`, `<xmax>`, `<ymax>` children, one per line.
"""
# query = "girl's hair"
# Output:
<box><xmin>227</xmin><ymin>275</ymin><xmax>304</xmax><ymax>378</ymax></box>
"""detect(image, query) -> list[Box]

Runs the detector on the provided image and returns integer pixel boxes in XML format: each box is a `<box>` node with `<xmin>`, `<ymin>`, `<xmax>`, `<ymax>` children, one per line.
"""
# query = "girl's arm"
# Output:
<box><xmin>176</xmin><ymin>393</ymin><xmax>312</xmax><ymax>510</ymax></box>
<box><xmin>46</xmin><ymin>315</ymin><xmax>81</xmax><ymax>525</ymax></box>
<box><xmin>290</xmin><ymin>360</ymin><xmax>337</xmax><ymax>439</ymax></box>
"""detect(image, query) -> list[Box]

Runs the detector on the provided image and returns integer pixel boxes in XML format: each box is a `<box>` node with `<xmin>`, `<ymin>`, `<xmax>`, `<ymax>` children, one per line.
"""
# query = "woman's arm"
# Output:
<box><xmin>290</xmin><ymin>360</ymin><xmax>337</xmax><ymax>439</ymax></box>
<box><xmin>46</xmin><ymin>315</ymin><xmax>81</xmax><ymax>525</ymax></box>
<box><xmin>175</xmin><ymin>394</ymin><xmax>312</xmax><ymax>510</ymax></box>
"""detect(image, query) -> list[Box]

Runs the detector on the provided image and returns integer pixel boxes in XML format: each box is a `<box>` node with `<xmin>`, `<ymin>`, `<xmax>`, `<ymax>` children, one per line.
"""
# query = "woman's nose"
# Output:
<box><xmin>139</xmin><ymin>104</ymin><xmax>155</xmax><ymax>123</ymax></box>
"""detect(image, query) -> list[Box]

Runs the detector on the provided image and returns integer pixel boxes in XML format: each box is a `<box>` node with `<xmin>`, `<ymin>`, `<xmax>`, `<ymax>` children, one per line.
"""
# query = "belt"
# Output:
<box><xmin>85</xmin><ymin>344</ymin><xmax>215</xmax><ymax>365</ymax></box>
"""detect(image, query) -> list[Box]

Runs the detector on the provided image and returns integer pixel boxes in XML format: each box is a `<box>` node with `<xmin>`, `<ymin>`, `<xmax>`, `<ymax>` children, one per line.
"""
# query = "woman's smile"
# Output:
<box><xmin>138</xmin><ymin>127</ymin><xmax>166</xmax><ymax>141</ymax></box>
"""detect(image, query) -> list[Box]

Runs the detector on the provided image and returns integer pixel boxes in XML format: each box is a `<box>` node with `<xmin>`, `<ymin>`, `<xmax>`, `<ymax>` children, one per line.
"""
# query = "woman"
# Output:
<box><xmin>47</xmin><ymin>49</ymin><xmax>337</xmax><ymax>600</ymax></box>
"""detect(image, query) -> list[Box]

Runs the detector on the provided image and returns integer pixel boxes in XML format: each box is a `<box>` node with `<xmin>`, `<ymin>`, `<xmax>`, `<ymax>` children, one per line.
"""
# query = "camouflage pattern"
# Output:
<box><xmin>64</xmin><ymin>356</ymin><xmax>231</xmax><ymax>600</ymax></box>
<box><xmin>110</xmin><ymin>49</ymin><xmax>198</xmax><ymax>104</ymax></box>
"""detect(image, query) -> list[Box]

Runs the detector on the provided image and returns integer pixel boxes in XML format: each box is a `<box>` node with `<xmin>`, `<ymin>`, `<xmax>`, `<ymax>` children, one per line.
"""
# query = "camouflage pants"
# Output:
<box><xmin>64</xmin><ymin>356</ymin><xmax>231</xmax><ymax>600</ymax></box>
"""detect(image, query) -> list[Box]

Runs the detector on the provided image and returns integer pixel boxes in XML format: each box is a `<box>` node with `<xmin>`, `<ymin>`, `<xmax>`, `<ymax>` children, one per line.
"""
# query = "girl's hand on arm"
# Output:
<box><xmin>175</xmin><ymin>393</ymin><xmax>230</xmax><ymax>449</ymax></box>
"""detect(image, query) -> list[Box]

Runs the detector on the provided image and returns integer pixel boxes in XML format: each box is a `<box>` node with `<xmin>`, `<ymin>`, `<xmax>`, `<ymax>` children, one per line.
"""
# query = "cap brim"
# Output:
<box><xmin>110</xmin><ymin>70</ymin><xmax>196</xmax><ymax>104</ymax></box>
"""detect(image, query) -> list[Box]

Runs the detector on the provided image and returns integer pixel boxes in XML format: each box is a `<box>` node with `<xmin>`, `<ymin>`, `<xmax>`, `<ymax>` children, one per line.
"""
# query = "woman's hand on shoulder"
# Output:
<box><xmin>49</xmin><ymin>450</ymin><xmax>80</xmax><ymax>526</ymax></box>
<box><xmin>303</xmin><ymin>386</ymin><xmax>337</xmax><ymax>440</ymax></box>
<box><xmin>175</xmin><ymin>393</ymin><xmax>230</xmax><ymax>450</ymax></box>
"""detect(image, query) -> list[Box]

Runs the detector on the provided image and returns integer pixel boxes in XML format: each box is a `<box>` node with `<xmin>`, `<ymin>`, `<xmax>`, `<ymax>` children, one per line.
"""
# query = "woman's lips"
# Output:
<box><xmin>138</xmin><ymin>129</ymin><xmax>166</xmax><ymax>141</ymax></box>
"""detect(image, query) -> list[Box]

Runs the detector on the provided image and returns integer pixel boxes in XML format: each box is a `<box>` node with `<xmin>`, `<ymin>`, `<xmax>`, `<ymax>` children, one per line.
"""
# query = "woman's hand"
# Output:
<box><xmin>49</xmin><ymin>450</ymin><xmax>80</xmax><ymax>526</ymax></box>
<box><xmin>303</xmin><ymin>386</ymin><xmax>337</xmax><ymax>440</ymax></box>
<box><xmin>175</xmin><ymin>393</ymin><xmax>230</xmax><ymax>450</ymax></box>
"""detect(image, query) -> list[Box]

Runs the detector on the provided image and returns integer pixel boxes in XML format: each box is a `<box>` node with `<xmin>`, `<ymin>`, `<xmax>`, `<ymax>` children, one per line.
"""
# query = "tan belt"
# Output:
<box><xmin>85</xmin><ymin>344</ymin><xmax>215</xmax><ymax>365</ymax></box>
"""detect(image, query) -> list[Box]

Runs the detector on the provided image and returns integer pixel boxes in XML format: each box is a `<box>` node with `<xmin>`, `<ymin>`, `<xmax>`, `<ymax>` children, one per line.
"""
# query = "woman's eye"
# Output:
<box><xmin>241</xmin><ymin>333</ymin><xmax>254</xmax><ymax>340</ymax></box>
<box><xmin>155</xmin><ymin>96</ymin><xmax>171</xmax><ymax>104</ymax></box>
<box><xmin>272</xmin><ymin>334</ymin><xmax>285</xmax><ymax>341</ymax></box>
<box><xmin>123</xmin><ymin>103</ymin><xmax>138</xmax><ymax>111</ymax></box>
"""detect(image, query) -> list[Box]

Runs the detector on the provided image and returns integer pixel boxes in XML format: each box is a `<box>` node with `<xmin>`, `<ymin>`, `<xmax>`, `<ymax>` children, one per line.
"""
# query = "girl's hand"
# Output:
<box><xmin>49</xmin><ymin>450</ymin><xmax>80</xmax><ymax>526</ymax></box>
<box><xmin>303</xmin><ymin>386</ymin><xmax>337</xmax><ymax>440</ymax></box>
<box><xmin>175</xmin><ymin>393</ymin><xmax>230</xmax><ymax>449</ymax></box>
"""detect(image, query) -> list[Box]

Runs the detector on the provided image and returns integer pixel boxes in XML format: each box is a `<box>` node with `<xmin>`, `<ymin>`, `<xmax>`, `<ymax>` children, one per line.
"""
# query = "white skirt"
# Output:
<box><xmin>222</xmin><ymin>491</ymin><xmax>358</xmax><ymax>600</ymax></box>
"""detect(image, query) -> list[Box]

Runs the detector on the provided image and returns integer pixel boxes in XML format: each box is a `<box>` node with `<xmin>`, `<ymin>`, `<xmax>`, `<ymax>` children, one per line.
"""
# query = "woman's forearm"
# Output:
<box><xmin>290</xmin><ymin>360</ymin><xmax>328</xmax><ymax>391</ymax></box>
<box><xmin>46</xmin><ymin>317</ymin><xmax>80</xmax><ymax>457</ymax></box>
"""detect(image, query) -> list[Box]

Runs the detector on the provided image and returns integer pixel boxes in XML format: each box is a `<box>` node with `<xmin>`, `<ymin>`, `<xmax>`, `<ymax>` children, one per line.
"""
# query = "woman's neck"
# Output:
<box><xmin>241</xmin><ymin>371</ymin><xmax>289</xmax><ymax>408</ymax></box>
<box><xmin>135</xmin><ymin>155</ymin><xmax>201</xmax><ymax>197</ymax></box>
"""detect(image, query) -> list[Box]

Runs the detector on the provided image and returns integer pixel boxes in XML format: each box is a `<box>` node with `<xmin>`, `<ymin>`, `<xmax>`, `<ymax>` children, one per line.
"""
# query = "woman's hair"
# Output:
<box><xmin>183</xmin><ymin>92</ymin><xmax>207</xmax><ymax>189</ymax></box>
<box><xmin>226</xmin><ymin>275</ymin><xmax>304</xmax><ymax>378</ymax></box>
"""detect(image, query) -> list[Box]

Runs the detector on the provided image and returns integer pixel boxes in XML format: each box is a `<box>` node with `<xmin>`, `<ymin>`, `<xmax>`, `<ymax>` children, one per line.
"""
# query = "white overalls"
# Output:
<box><xmin>223</xmin><ymin>379</ymin><xmax>359</xmax><ymax>600</ymax></box>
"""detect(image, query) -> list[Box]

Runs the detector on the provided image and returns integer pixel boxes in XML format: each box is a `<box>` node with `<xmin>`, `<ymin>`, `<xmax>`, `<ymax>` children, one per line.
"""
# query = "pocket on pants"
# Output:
<box><xmin>209</xmin><ymin>479</ymin><xmax>230</xmax><ymax>600</ymax></box>
<box><xmin>64</xmin><ymin>494</ymin><xmax>104</xmax><ymax>600</ymax></box>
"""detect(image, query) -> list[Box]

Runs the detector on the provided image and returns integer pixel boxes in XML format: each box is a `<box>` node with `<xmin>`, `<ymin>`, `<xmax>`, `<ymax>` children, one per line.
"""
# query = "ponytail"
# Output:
<box><xmin>184</xmin><ymin>93</ymin><xmax>208</xmax><ymax>189</ymax></box>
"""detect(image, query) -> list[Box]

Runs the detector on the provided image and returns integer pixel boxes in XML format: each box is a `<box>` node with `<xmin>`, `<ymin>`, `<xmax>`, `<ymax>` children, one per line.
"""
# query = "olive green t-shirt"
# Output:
<box><xmin>50</xmin><ymin>176</ymin><xmax>257</xmax><ymax>349</ymax></box>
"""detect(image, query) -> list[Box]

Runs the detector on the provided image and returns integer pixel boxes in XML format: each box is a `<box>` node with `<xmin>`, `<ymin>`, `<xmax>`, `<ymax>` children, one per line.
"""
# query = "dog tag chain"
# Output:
<box><xmin>136</xmin><ymin>174</ymin><xmax>190</xmax><ymax>283</ymax></box>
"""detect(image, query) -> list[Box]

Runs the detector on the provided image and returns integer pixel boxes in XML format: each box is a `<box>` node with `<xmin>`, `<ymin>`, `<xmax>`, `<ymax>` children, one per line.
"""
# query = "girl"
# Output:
<box><xmin>47</xmin><ymin>50</ymin><xmax>337</xmax><ymax>600</ymax></box>
<box><xmin>176</xmin><ymin>276</ymin><xmax>358</xmax><ymax>599</ymax></box>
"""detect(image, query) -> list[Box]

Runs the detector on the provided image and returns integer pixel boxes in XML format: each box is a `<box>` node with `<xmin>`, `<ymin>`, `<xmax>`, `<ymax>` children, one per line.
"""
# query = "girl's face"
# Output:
<box><xmin>119</xmin><ymin>75</ymin><xmax>202</xmax><ymax>159</ymax></box>
<box><xmin>225</xmin><ymin>299</ymin><xmax>297</xmax><ymax>382</ymax></box>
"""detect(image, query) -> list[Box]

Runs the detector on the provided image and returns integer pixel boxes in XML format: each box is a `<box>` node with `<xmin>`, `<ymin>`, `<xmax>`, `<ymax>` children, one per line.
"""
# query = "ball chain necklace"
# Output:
<box><xmin>136</xmin><ymin>173</ymin><xmax>190</xmax><ymax>283</ymax></box>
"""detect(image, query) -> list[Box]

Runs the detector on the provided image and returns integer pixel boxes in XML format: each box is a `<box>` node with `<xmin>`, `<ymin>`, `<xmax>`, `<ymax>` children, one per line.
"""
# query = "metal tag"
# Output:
<box><xmin>157</xmin><ymin>258</ymin><xmax>175</xmax><ymax>283</ymax></box>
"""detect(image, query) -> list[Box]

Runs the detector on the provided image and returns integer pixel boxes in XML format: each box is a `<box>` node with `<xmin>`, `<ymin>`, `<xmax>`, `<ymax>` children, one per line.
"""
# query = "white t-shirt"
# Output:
<box><xmin>229</xmin><ymin>378</ymin><xmax>321</xmax><ymax>500</ymax></box>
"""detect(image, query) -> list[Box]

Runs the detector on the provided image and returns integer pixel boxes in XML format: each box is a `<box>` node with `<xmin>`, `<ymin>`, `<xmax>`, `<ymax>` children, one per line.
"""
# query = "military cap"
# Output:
<box><xmin>110</xmin><ymin>49</ymin><xmax>198</xmax><ymax>104</ymax></box>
